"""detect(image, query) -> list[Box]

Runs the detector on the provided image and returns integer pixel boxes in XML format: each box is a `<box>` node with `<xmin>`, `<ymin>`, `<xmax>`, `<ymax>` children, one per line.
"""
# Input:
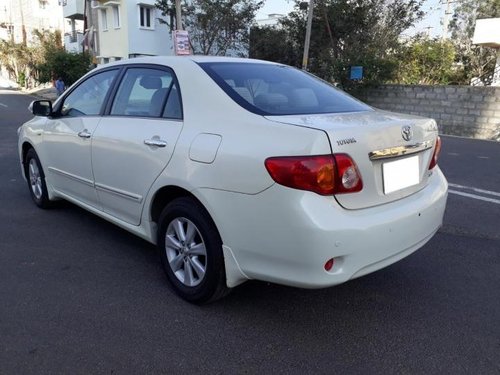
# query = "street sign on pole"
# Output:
<box><xmin>174</xmin><ymin>30</ymin><xmax>190</xmax><ymax>55</ymax></box>
<box><xmin>350</xmin><ymin>66</ymin><xmax>363</xmax><ymax>80</ymax></box>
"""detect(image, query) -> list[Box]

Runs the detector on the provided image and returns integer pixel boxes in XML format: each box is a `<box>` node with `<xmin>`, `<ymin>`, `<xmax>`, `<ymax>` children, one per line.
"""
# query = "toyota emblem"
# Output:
<box><xmin>402</xmin><ymin>125</ymin><xmax>413</xmax><ymax>141</ymax></box>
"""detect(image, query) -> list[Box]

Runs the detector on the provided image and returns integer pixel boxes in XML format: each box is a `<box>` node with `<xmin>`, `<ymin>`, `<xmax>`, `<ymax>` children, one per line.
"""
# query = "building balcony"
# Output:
<box><xmin>92</xmin><ymin>0</ymin><xmax>123</xmax><ymax>7</ymax></box>
<box><xmin>64</xmin><ymin>31</ymin><xmax>85</xmax><ymax>53</ymax></box>
<box><xmin>63</xmin><ymin>0</ymin><xmax>85</xmax><ymax>20</ymax></box>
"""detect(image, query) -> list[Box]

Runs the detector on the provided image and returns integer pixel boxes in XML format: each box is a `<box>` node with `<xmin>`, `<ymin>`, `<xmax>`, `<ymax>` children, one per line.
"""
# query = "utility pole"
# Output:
<box><xmin>20</xmin><ymin>0</ymin><xmax>26</xmax><ymax>45</ymax></box>
<box><xmin>175</xmin><ymin>0</ymin><xmax>182</xmax><ymax>30</ymax></box>
<box><xmin>302</xmin><ymin>0</ymin><xmax>314</xmax><ymax>71</ymax></box>
<box><xmin>442</xmin><ymin>0</ymin><xmax>454</xmax><ymax>40</ymax></box>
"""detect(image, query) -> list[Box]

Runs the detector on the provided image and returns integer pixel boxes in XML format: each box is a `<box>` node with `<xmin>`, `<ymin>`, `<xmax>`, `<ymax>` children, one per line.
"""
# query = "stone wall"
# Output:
<box><xmin>355</xmin><ymin>85</ymin><xmax>500</xmax><ymax>141</ymax></box>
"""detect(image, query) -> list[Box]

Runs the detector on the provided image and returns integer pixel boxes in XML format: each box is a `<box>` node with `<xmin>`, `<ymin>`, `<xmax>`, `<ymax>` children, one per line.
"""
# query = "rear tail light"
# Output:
<box><xmin>335</xmin><ymin>154</ymin><xmax>363</xmax><ymax>193</ymax></box>
<box><xmin>428</xmin><ymin>136</ymin><xmax>442</xmax><ymax>170</ymax></box>
<box><xmin>264</xmin><ymin>154</ymin><xmax>363</xmax><ymax>195</ymax></box>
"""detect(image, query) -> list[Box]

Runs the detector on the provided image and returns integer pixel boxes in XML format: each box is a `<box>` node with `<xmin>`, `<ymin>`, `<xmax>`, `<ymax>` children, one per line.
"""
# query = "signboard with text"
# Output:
<box><xmin>174</xmin><ymin>30</ymin><xmax>191</xmax><ymax>56</ymax></box>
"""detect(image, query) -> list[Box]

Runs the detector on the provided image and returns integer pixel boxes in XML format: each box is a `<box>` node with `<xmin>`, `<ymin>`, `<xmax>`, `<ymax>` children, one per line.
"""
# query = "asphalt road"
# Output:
<box><xmin>1</xmin><ymin>89</ymin><xmax>499</xmax><ymax>374</ymax></box>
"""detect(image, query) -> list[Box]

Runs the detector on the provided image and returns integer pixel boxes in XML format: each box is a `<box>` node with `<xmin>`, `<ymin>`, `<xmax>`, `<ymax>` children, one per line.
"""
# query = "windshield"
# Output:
<box><xmin>198</xmin><ymin>62</ymin><xmax>371</xmax><ymax>116</ymax></box>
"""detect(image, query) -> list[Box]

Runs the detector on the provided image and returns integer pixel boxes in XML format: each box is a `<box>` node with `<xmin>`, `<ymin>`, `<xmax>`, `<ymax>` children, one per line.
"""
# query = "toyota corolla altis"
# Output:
<box><xmin>18</xmin><ymin>56</ymin><xmax>448</xmax><ymax>303</ymax></box>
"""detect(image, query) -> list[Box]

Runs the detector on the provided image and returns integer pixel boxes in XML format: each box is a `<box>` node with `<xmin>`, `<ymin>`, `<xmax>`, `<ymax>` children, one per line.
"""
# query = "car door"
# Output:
<box><xmin>42</xmin><ymin>68</ymin><xmax>119</xmax><ymax>208</ymax></box>
<box><xmin>91</xmin><ymin>66</ymin><xmax>183</xmax><ymax>225</ymax></box>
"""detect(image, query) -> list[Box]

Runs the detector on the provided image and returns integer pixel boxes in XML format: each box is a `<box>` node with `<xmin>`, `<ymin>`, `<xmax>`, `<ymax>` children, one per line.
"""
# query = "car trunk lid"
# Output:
<box><xmin>266</xmin><ymin>109</ymin><xmax>440</xmax><ymax>209</ymax></box>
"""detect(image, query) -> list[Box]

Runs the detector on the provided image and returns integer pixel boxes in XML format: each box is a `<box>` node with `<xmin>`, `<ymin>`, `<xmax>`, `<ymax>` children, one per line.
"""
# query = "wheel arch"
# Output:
<box><xmin>149</xmin><ymin>184</ymin><xmax>249</xmax><ymax>290</ymax></box>
<box><xmin>21</xmin><ymin>141</ymin><xmax>35</xmax><ymax>177</ymax></box>
<box><xmin>150</xmin><ymin>185</ymin><xmax>217</xmax><ymax>230</ymax></box>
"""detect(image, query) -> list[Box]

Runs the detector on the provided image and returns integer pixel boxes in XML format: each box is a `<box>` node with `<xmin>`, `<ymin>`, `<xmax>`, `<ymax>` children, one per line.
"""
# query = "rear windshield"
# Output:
<box><xmin>198</xmin><ymin>62</ymin><xmax>371</xmax><ymax>116</ymax></box>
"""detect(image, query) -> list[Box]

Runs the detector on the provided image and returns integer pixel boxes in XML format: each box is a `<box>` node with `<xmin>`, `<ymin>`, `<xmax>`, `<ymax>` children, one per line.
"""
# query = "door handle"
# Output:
<box><xmin>144</xmin><ymin>139</ymin><xmax>167</xmax><ymax>148</ymax></box>
<box><xmin>78</xmin><ymin>130</ymin><xmax>92</xmax><ymax>139</ymax></box>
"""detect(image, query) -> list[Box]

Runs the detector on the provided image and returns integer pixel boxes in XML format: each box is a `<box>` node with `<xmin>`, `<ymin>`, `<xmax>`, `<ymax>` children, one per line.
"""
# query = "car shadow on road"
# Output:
<box><xmin>50</xmin><ymin>198</ymin><xmax>442</xmax><ymax>311</ymax></box>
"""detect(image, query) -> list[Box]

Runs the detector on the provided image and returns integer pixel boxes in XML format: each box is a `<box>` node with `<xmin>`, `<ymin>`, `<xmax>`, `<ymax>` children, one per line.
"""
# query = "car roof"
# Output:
<box><xmin>98</xmin><ymin>55</ymin><xmax>278</xmax><ymax>70</ymax></box>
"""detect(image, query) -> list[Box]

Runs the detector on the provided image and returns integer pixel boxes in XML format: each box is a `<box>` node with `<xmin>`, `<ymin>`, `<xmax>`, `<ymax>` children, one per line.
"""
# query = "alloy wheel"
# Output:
<box><xmin>165</xmin><ymin>217</ymin><xmax>207</xmax><ymax>287</ymax></box>
<box><xmin>29</xmin><ymin>158</ymin><xmax>43</xmax><ymax>200</ymax></box>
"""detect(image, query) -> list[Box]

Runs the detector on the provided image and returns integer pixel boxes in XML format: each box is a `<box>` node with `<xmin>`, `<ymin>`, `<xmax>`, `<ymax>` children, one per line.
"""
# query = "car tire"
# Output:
<box><xmin>158</xmin><ymin>197</ymin><xmax>229</xmax><ymax>304</ymax></box>
<box><xmin>25</xmin><ymin>149</ymin><xmax>52</xmax><ymax>209</ymax></box>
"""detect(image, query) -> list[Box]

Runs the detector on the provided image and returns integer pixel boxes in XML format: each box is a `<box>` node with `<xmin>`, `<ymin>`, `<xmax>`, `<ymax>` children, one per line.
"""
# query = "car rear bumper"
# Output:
<box><xmin>198</xmin><ymin>167</ymin><xmax>448</xmax><ymax>289</ymax></box>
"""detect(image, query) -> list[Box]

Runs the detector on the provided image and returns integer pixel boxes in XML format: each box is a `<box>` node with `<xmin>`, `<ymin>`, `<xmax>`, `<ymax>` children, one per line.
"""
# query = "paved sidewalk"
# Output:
<box><xmin>26</xmin><ymin>87</ymin><xmax>58</xmax><ymax>101</ymax></box>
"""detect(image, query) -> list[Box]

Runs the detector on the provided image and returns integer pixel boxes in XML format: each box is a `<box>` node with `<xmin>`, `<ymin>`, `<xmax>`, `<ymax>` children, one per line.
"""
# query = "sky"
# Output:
<box><xmin>256</xmin><ymin>0</ymin><xmax>450</xmax><ymax>39</ymax></box>
<box><xmin>256</xmin><ymin>0</ymin><xmax>295</xmax><ymax>18</ymax></box>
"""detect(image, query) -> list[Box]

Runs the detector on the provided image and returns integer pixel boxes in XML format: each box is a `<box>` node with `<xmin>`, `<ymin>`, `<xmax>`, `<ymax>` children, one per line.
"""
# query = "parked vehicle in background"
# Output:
<box><xmin>18</xmin><ymin>56</ymin><xmax>448</xmax><ymax>303</ymax></box>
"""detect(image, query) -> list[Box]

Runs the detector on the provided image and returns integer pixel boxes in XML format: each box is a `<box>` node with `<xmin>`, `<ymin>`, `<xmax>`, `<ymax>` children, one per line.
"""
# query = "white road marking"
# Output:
<box><xmin>0</xmin><ymin>102</ymin><xmax>7</xmax><ymax>108</ymax></box>
<box><xmin>448</xmin><ymin>183</ymin><xmax>500</xmax><ymax>198</ymax></box>
<box><xmin>448</xmin><ymin>190</ymin><xmax>500</xmax><ymax>205</ymax></box>
<box><xmin>477</xmin><ymin>156</ymin><xmax>489</xmax><ymax>159</ymax></box>
<box><xmin>447</xmin><ymin>152</ymin><xmax>460</xmax><ymax>156</ymax></box>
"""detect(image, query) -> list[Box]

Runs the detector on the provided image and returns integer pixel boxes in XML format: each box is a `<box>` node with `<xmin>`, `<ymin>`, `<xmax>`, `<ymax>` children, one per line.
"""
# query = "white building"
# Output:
<box><xmin>61</xmin><ymin>0</ymin><xmax>85</xmax><ymax>53</ymax></box>
<box><xmin>255</xmin><ymin>13</ymin><xmax>284</xmax><ymax>27</ymax></box>
<box><xmin>93</xmin><ymin>0</ymin><xmax>173</xmax><ymax>64</ymax></box>
<box><xmin>0</xmin><ymin>0</ymin><xmax>64</xmax><ymax>45</ymax></box>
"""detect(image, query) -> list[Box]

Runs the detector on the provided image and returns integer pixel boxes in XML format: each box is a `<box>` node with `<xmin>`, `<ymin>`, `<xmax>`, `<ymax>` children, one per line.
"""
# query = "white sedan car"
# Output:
<box><xmin>18</xmin><ymin>56</ymin><xmax>447</xmax><ymax>303</ymax></box>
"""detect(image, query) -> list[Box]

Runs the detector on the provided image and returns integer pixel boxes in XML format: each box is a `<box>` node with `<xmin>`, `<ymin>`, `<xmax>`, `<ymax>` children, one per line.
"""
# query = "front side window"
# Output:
<box><xmin>139</xmin><ymin>6</ymin><xmax>153</xmax><ymax>28</ymax></box>
<box><xmin>199</xmin><ymin>62</ymin><xmax>371</xmax><ymax>116</ymax></box>
<box><xmin>61</xmin><ymin>69</ymin><xmax>118</xmax><ymax>117</ymax></box>
<box><xmin>110</xmin><ymin>67</ymin><xmax>182</xmax><ymax>119</ymax></box>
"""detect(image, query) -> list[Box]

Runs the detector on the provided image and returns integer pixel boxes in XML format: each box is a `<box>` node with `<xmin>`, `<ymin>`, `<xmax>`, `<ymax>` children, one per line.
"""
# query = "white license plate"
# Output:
<box><xmin>382</xmin><ymin>155</ymin><xmax>420</xmax><ymax>194</ymax></box>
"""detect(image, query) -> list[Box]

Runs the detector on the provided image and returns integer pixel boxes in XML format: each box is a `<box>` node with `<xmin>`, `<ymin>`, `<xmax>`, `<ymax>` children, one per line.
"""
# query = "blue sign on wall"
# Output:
<box><xmin>350</xmin><ymin>66</ymin><xmax>363</xmax><ymax>80</ymax></box>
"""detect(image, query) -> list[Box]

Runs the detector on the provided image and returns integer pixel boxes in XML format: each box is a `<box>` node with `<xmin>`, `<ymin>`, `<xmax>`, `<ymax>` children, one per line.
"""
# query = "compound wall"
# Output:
<box><xmin>355</xmin><ymin>85</ymin><xmax>500</xmax><ymax>141</ymax></box>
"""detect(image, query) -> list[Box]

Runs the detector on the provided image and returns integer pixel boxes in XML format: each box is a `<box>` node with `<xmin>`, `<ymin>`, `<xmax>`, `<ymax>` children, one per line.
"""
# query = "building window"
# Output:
<box><xmin>112</xmin><ymin>5</ymin><xmax>120</xmax><ymax>28</ymax></box>
<box><xmin>139</xmin><ymin>6</ymin><xmax>154</xmax><ymax>29</ymax></box>
<box><xmin>101</xmin><ymin>9</ymin><xmax>108</xmax><ymax>31</ymax></box>
<box><xmin>39</xmin><ymin>0</ymin><xmax>48</xmax><ymax>9</ymax></box>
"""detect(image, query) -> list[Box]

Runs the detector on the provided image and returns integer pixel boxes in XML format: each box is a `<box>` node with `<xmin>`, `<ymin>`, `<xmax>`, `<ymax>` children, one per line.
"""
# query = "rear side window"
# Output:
<box><xmin>199</xmin><ymin>62</ymin><xmax>371</xmax><ymax>116</ymax></box>
<box><xmin>110</xmin><ymin>67</ymin><xmax>182</xmax><ymax>119</ymax></box>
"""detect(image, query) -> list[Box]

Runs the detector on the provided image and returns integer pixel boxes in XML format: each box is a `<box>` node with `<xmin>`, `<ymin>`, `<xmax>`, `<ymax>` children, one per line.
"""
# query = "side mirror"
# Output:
<box><xmin>29</xmin><ymin>100</ymin><xmax>53</xmax><ymax>117</ymax></box>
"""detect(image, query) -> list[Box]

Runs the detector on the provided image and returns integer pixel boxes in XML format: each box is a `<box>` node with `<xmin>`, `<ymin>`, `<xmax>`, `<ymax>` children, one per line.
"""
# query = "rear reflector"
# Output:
<box><xmin>324</xmin><ymin>258</ymin><xmax>335</xmax><ymax>271</ymax></box>
<box><xmin>265</xmin><ymin>154</ymin><xmax>362</xmax><ymax>195</ymax></box>
<box><xmin>428</xmin><ymin>136</ymin><xmax>442</xmax><ymax>170</ymax></box>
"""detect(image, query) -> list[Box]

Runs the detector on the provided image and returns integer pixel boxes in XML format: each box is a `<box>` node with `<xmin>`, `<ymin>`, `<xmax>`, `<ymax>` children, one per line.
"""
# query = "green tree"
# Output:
<box><xmin>394</xmin><ymin>36</ymin><xmax>461</xmax><ymax>84</ymax></box>
<box><xmin>0</xmin><ymin>29</ymin><xmax>91</xmax><ymax>87</ymax></box>
<box><xmin>449</xmin><ymin>0</ymin><xmax>500</xmax><ymax>84</ymax></box>
<box><xmin>250</xmin><ymin>0</ymin><xmax>424</xmax><ymax>86</ymax></box>
<box><xmin>0</xmin><ymin>39</ymin><xmax>33</xmax><ymax>86</ymax></box>
<box><xmin>249</xmin><ymin>25</ymin><xmax>300</xmax><ymax>66</ymax></box>
<box><xmin>33</xmin><ymin>29</ymin><xmax>91</xmax><ymax>86</ymax></box>
<box><xmin>37</xmin><ymin>49</ymin><xmax>92</xmax><ymax>86</ymax></box>
<box><xmin>156</xmin><ymin>0</ymin><xmax>264</xmax><ymax>56</ymax></box>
